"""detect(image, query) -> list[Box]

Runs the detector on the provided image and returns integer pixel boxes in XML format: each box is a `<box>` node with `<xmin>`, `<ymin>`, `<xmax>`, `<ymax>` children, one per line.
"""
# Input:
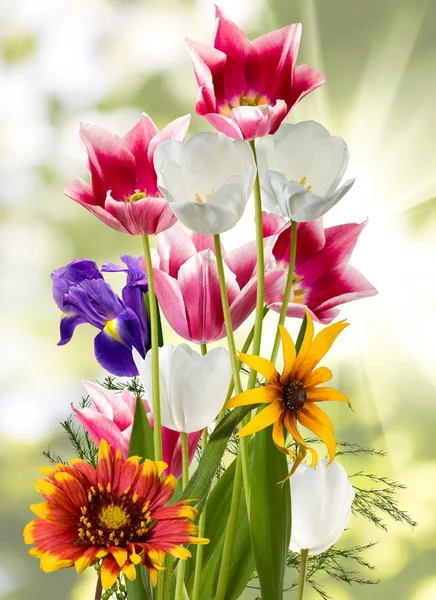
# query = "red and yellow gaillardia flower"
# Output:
<box><xmin>23</xmin><ymin>439</ymin><xmax>208</xmax><ymax>589</ymax></box>
<box><xmin>226</xmin><ymin>310</ymin><xmax>351</xmax><ymax>465</ymax></box>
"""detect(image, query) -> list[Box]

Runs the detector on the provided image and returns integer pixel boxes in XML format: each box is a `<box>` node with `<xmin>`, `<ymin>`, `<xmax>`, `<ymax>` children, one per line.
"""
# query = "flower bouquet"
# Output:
<box><xmin>24</xmin><ymin>7</ymin><xmax>414</xmax><ymax>600</ymax></box>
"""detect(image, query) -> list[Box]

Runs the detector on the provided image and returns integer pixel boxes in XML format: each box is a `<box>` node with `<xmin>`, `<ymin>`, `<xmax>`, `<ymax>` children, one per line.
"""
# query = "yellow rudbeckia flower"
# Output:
<box><xmin>225</xmin><ymin>310</ymin><xmax>351</xmax><ymax>466</ymax></box>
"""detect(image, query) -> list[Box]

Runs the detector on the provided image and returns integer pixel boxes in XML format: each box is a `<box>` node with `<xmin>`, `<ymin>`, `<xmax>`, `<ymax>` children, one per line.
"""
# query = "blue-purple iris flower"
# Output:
<box><xmin>51</xmin><ymin>256</ymin><xmax>149</xmax><ymax>377</ymax></box>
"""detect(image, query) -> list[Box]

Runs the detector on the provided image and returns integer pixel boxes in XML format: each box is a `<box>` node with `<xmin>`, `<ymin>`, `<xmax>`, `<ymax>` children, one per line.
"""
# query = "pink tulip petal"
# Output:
<box><xmin>178</xmin><ymin>250</ymin><xmax>239</xmax><ymax>344</ymax></box>
<box><xmin>123</xmin><ymin>114</ymin><xmax>159</xmax><ymax>194</ymax></box>
<box><xmin>227</xmin><ymin>101</ymin><xmax>288</xmax><ymax>140</ymax></box>
<box><xmin>300</xmin><ymin>221</ymin><xmax>367</xmax><ymax>286</ymax></box>
<box><xmin>79</xmin><ymin>122</ymin><xmax>136</xmax><ymax>203</ymax></box>
<box><xmin>82</xmin><ymin>381</ymin><xmax>134</xmax><ymax>431</ymax></box>
<box><xmin>203</xmin><ymin>112</ymin><xmax>244</xmax><ymax>139</ymax></box>
<box><xmin>287</xmin><ymin>64</ymin><xmax>326</xmax><ymax>110</ymax></box>
<box><xmin>152</xmin><ymin>269</ymin><xmax>190</xmax><ymax>341</ymax></box>
<box><xmin>147</xmin><ymin>114</ymin><xmax>191</xmax><ymax>165</ymax></box>
<box><xmin>262</xmin><ymin>212</ymin><xmax>287</xmax><ymax>238</ymax></box>
<box><xmin>104</xmin><ymin>195</ymin><xmax>177</xmax><ymax>236</ymax></box>
<box><xmin>246</xmin><ymin>23</ymin><xmax>301</xmax><ymax>100</ymax></box>
<box><xmin>214</xmin><ymin>5</ymin><xmax>248</xmax><ymax>100</ymax></box>
<box><xmin>271</xmin><ymin>219</ymin><xmax>326</xmax><ymax>267</ymax></box>
<box><xmin>64</xmin><ymin>177</ymin><xmax>98</xmax><ymax>206</ymax></box>
<box><xmin>186</xmin><ymin>39</ymin><xmax>226</xmax><ymax>112</ymax></box>
<box><xmin>307</xmin><ymin>264</ymin><xmax>378</xmax><ymax>314</ymax></box>
<box><xmin>158</xmin><ymin>226</ymin><xmax>197</xmax><ymax>277</ymax></box>
<box><xmin>225</xmin><ymin>241</ymin><xmax>257</xmax><ymax>288</ymax></box>
<box><xmin>72</xmin><ymin>407</ymin><xmax>129</xmax><ymax>459</ymax></box>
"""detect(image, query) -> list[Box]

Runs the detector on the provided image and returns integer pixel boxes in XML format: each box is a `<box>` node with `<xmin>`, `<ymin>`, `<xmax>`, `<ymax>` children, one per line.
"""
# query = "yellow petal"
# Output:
<box><xmin>238</xmin><ymin>400</ymin><xmax>284</xmax><ymax>437</ymax></box>
<box><xmin>225</xmin><ymin>385</ymin><xmax>281</xmax><ymax>409</ymax></box>
<box><xmin>292</xmin><ymin>309</ymin><xmax>315</xmax><ymax>379</ymax></box>
<box><xmin>299</xmin><ymin>320</ymin><xmax>349</xmax><ymax>380</ymax></box>
<box><xmin>283</xmin><ymin>413</ymin><xmax>318</xmax><ymax>466</ymax></box>
<box><xmin>237</xmin><ymin>352</ymin><xmax>279</xmax><ymax>383</ymax></box>
<box><xmin>100</xmin><ymin>558</ymin><xmax>121</xmax><ymax>590</ymax></box>
<box><xmin>110</xmin><ymin>547</ymin><xmax>128</xmax><ymax>568</ymax></box>
<box><xmin>306</xmin><ymin>386</ymin><xmax>351</xmax><ymax>406</ymax></box>
<box><xmin>272</xmin><ymin>418</ymin><xmax>295</xmax><ymax>457</ymax></box>
<box><xmin>302</xmin><ymin>366</ymin><xmax>332</xmax><ymax>388</ymax></box>
<box><xmin>297</xmin><ymin>404</ymin><xmax>336</xmax><ymax>463</ymax></box>
<box><xmin>279</xmin><ymin>325</ymin><xmax>296</xmax><ymax>383</ymax></box>
<box><xmin>122</xmin><ymin>562</ymin><xmax>137</xmax><ymax>582</ymax></box>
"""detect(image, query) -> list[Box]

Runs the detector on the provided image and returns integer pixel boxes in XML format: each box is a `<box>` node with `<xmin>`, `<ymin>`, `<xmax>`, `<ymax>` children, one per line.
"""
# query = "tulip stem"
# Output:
<box><xmin>213</xmin><ymin>233</ymin><xmax>251</xmax><ymax>600</ymax></box>
<box><xmin>175</xmin><ymin>432</ymin><xmax>190</xmax><ymax>600</ymax></box>
<box><xmin>270</xmin><ymin>219</ymin><xmax>298</xmax><ymax>365</ymax></box>
<box><xmin>141</xmin><ymin>235</ymin><xmax>163</xmax><ymax>465</ymax></box>
<box><xmin>247</xmin><ymin>140</ymin><xmax>265</xmax><ymax>390</ymax></box>
<box><xmin>199</xmin><ymin>343</ymin><xmax>207</xmax><ymax>356</ymax></box>
<box><xmin>192</xmin><ymin>428</ymin><xmax>208</xmax><ymax>600</ymax></box>
<box><xmin>296</xmin><ymin>549</ymin><xmax>309</xmax><ymax>600</ymax></box>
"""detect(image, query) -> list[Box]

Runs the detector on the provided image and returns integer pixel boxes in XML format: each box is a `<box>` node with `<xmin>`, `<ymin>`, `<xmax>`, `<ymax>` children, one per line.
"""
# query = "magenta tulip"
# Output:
<box><xmin>263</xmin><ymin>213</ymin><xmax>377</xmax><ymax>323</ymax></box>
<box><xmin>73</xmin><ymin>380</ymin><xmax>201</xmax><ymax>479</ymax></box>
<box><xmin>186</xmin><ymin>6</ymin><xmax>324</xmax><ymax>140</ymax></box>
<box><xmin>65</xmin><ymin>113</ymin><xmax>191</xmax><ymax>235</ymax></box>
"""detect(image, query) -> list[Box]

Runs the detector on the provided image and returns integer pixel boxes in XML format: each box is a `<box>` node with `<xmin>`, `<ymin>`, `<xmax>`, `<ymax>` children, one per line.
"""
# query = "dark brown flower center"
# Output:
<box><xmin>77</xmin><ymin>485</ymin><xmax>152</xmax><ymax>548</ymax></box>
<box><xmin>282</xmin><ymin>381</ymin><xmax>306</xmax><ymax>412</ymax></box>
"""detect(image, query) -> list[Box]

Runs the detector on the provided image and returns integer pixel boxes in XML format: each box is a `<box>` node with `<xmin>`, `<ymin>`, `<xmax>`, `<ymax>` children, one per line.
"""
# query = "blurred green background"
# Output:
<box><xmin>1</xmin><ymin>0</ymin><xmax>435</xmax><ymax>598</ymax></box>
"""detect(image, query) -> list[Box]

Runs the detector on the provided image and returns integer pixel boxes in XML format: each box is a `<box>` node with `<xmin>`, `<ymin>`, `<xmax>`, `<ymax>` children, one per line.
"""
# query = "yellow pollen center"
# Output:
<box><xmin>221</xmin><ymin>91</ymin><xmax>267</xmax><ymax>115</ymax></box>
<box><xmin>125</xmin><ymin>189</ymin><xmax>148</xmax><ymax>203</ymax></box>
<box><xmin>298</xmin><ymin>176</ymin><xmax>312</xmax><ymax>192</ymax></box>
<box><xmin>195</xmin><ymin>190</ymin><xmax>214</xmax><ymax>203</ymax></box>
<box><xmin>98</xmin><ymin>503</ymin><xmax>130</xmax><ymax>530</ymax></box>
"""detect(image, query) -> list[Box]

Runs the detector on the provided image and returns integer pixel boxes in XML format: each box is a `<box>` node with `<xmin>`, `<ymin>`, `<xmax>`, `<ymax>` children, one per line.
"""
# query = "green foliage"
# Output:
<box><xmin>128</xmin><ymin>396</ymin><xmax>154</xmax><ymax>462</ymax></box>
<box><xmin>284</xmin><ymin>543</ymin><xmax>379</xmax><ymax>600</ymax></box>
<box><xmin>43</xmin><ymin>396</ymin><xmax>98</xmax><ymax>468</ymax></box>
<box><xmin>250</xmin><ymin>426</ymin><xmax>291</xmax><ymax>600</ymax></box>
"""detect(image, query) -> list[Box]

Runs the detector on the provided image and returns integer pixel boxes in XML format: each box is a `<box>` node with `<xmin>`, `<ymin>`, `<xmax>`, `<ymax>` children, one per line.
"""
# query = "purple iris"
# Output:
<box><xmin>51</xmin><ymin>258</ymin><xmax>149</xmax><ymax>377</ymax></box>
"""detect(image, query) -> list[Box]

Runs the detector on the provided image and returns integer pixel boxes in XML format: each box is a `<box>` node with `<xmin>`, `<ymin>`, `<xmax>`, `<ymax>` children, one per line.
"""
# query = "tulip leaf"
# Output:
<box><xmin>144</xmin><ymin>293</ymin><xmax>164</xmax><ymax>348</ymax></box>
<box><xmin>128</xmin><ymin>396</ymin><xmax>154</xmax><ymax>462</ymax></box>
<box><xmin>249</xmin><ymin>425</ymin><xmax>291</xmax><ymax>600</ymax></box>
<box><xmin>186</xmin><ymin>455</ymin><xmax>254</xmax><ymax>599</ymax></box>
<box><xmin>295</xmin><ymin>313</ymin><xmax>307</xmax><ymax>354</ymax></box>
<box><xmin>181</xmin><ymin>404</ymin><xmax>256</xmax><ymax>503</ymax></box>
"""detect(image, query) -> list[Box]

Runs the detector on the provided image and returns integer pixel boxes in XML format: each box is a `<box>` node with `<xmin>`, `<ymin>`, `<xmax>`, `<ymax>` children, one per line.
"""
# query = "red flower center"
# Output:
<box><xmin>77</xmin><ymin>485</ymin><xmax>152</xmax><ymax>548</ymax></box>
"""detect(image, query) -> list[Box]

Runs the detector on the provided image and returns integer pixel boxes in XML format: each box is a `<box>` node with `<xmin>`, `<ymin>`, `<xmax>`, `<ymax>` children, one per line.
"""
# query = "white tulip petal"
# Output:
<box><xmin>154</xmin><ymin>139</ymin><xmax>184</xmax><ymax>175</ymax></box>
<box><xmin>179</xmin><ymin>347</ymin><xmax>232</xmax><ymax>432</ymax></box>
<box><xmin>257</xmin><ymin>121</ymin><xmax>352</xmax><ymax>221</ymax></box>
<box><xmin>170</xmin><ymin>200</ymin><xmax>239</xmax><ymax>235</ymax></box>
<box><xmin>289</xmin><ymin>460</ymin><xmax>355</xmax><ymax>556</ymax></box>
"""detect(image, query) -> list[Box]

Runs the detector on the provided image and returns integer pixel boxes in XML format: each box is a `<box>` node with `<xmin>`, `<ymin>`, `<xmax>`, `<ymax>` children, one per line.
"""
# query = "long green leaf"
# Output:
<box><xmin>181</xmin><ymin>405</ymin><xmax>256</xmax><ymax>502</ymax></box>
<box><xmin>128</xmin><ymin>396</ymin><xmax>154</xmax><ymax>461</ymax></box>
<box><xmin>186</xmin><ymin>457</ymin><xmax>254</xmax><ymax>599</ymax></box>
<box><xmin>126</xmin><ymin>397</ymin><xmax>155</xmax><ymax>599</ymax></box>
<box><xmin>249</xmin><ymin>426</ymin><xmax>291</xmax><ymax>600</ymax></box>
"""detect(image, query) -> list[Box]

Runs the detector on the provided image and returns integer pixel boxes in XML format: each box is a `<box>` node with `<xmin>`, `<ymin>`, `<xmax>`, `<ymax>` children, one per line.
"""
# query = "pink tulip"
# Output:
<box><xmin>263</xmin><ymin>213</ymin><xmax>377</xmax><ymax>323</ymax></box>
<box><xmin>186</xmin><ymin>6</ymin><xmax>324</xmax><ymax>140</ymax></box>
<box><xmin>65</xmin><ymin>114</ymin><xmax>191</xmax><ymax>236</ymax></box>
<box><xmin>73</xmin><ymin>380</ymin><xmax>201</xmax><ymax>479</ymax></box>
<box><xmin>150</xmin><ymin>225</ymin><xmax>283</xmax><ymax>344</ymax></box>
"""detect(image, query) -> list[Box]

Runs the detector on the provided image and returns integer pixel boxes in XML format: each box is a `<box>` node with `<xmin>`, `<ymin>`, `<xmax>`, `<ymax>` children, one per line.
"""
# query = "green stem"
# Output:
<box><xmin>247</xmin><ymin>140</ymin><xmax>265</xmax><ymax>390</ymax></box>
<box><xmin>192</xmin><ymin>428</ymin><xmax>208</xmax><ymax>600</ymax></box>
<box><xmin>270</xmin><ymin>220</ymin><xmax>297</xmax><ymax>365</ymax></box>
<box><xmin>216</xmin><ymin>307</ymin><xmax>269</xmax><ymax>424</ymax></box>
<box><xmin>162</xmin><ymin>556</ymin><xmax>174</xmax><ymax>600</ymax></box>
<box><xmin>175</xmin><ymin>433</ymin><xmax>190</xmax><ymax>600</ymax></box>
<box><xmin>296</xmin><ymin>549</ymin><xmax>309</xmax><ymax>600</ymax></box>
<box><xmin>199</xmin><ymin>343</ymin><xmax>207</xmax><ymax>357</ymax></box>
<box><xmin>214</xmin><ymin>452</ymin><xmax>244</xmax><ymax>600</ymax></box>
<box><xmin>213</xmin><ymin>234</ymin><xmax>251</xmax><ymax>501</ymax></box>
<box><xmin>141</xmin><ymin>234</ymin><xmax>163</xmax><ymax>463</ymax></box>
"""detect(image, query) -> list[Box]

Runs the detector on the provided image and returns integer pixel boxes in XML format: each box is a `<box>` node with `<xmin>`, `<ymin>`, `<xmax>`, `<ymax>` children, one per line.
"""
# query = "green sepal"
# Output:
<box><xmin>249</xmin><ymin>426</ymin><xmax>291</xmax><ymax>600</ymax></box>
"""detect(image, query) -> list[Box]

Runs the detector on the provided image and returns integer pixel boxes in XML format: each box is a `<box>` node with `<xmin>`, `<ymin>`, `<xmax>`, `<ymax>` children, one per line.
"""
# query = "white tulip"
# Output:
<box><xmin>133</xmin><ymin>344</ymin><xmax>232</xmax><ymax>433</ymax></box>
<box><xmin>290</xmin><ymin>460</ymin><xmax>355</xmax><ymax>555</ymax></box>
<box><xmin>154</xmin><ymin>132</ymin><xmax>256</xmax><ymax>234</ymax></box>
<box><xmin>256</xmin><ymin>121</ymin><xmax>355</xmax><ymax>222</ymax></box>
